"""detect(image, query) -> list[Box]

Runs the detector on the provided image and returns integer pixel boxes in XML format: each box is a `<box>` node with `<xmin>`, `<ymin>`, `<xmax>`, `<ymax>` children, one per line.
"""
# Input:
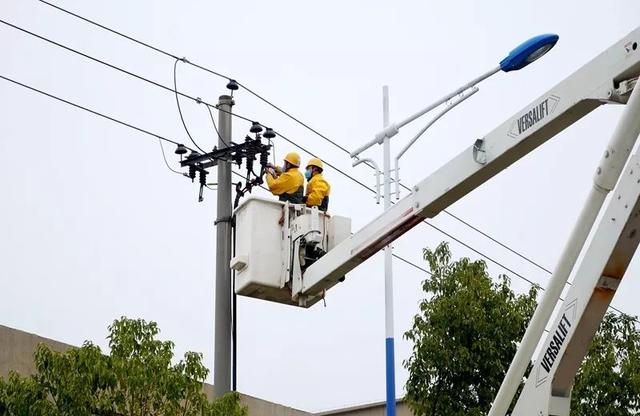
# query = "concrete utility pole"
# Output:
<box><xmin>214</xmin><ymin>95</ymin><xmax>234</xmax><ymax>397</ymax></box>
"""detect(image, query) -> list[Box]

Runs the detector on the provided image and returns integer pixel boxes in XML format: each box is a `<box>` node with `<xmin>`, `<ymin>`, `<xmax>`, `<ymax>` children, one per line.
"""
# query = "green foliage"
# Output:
<box><xmin>0</xmin><ymin>317</ymin><xmax>247</xmax><ymax>416</ymax></box>
<box><xmin>571</xmin><ymin>312</ymin><xmax>640</xmax><ymax>416</ymax></box>
<box><xmin>403</xmin><ymin>242</ymin><xmax>538</xmax><ymax>416</ymax></box>
<box><xmin>403</xmin><ymin>242</ymin><xmax>640</xmax><ymax>416</ymax></box>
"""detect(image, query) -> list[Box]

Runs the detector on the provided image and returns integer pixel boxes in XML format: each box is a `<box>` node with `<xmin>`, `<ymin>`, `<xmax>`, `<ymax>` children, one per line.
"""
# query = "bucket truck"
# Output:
<box><xmin>232</xmin><ymin>27</ymin><xmax>640</xmax><ymax>415</ymax></box>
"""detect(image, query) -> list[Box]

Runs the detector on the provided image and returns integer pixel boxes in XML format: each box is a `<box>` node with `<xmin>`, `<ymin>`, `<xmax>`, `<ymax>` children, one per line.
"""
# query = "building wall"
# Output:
<box><xmin>316</xmin><ymin>400</ymin><xmax>412</xmax><ymax>416</ymax></box>
<box><xmin>0</xmin><ymin>324</ymin><xmax>71</xmax><ymax>378</ymax></box>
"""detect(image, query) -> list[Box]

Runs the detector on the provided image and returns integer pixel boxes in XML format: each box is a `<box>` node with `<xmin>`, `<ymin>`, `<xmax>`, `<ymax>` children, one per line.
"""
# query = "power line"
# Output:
<box><xmin>21</xmin><ymin>4</ymin><xmax>636</xmax><ymax>319</ymax></box>
<box><xmin>32</xmin><ymin>1</ymin><xmax>555</xmax><ymax>282</ymax></box>
<box><xmin>270</xmin><ymin>130</ymin><xmax>548</xmax><ymax>288</ymax></box>
<box><xmin>0</xmin><ymin>18</ymin><xmax>254</xmax><ymax>154</ymax></box>
<box><xmin>0</xmin><ymin>74</ymin><xmax>184</xmax><ymax>147</ymax></box>
<box><xmin>273</xmin><ymin>129</ymin><xmax>375</xmax><ymax>193</ymax></box>
<box><xmin>28</xmin><ymin>0</ymin><xmax>551</xmax><ymax>273</ymax></box>
<box><xmin>38</xmin><ymin>0</ymin><xmax>183</xmax><ymax>63</ymax></box>
<box><xmin>0</xmin><ymin>17</ymin><xmax>260</xmax><ymax>125</ymax></box>
<box><xmin>273</xmin><ymin>129</ymin><xmax>633</xmax><ymax>318</ymax></box>
<box><xmin>0</xmin><ymin>19</ymin><xmax>200</xmax><ymax>106</ymax></box>
<box><xmin>205</xmin><ymin>101</ymin><xmax>230</xmax><ymax>148</ymax></box>
<box><xmin>0</xmin><ymin>18</ymin><xmax>258</xmax><ymax>135</ymax></box>
<box><xmin>37</xmin><ymin>0</ymin><xmax>235</xmax><ymax>82</ymax></box>
<box><xmin>0</xmin><ymin>74</ymin><xmax>521</xmax><ymax>284</ymax></box>
<box><xmin>2</xmin><ymin>71</ymin><xmax>632</xmax><ymax>322</ymax></box>
<box><xmin>0</xmin><ymin>73</ymin><xmax>262</xmax><ymax>199</ymax></box>
<box><xmin>158</xmin><ymin>139</ymin><xmax>185</xmax><ymax>176</ymax></box>
<box><xmin>392</xmin><ymin>254</ymin><xmax>432</xmax><ymax>276</ymax></box>
<box><xmin>440</xmin><ymin>210</ymin><xmax>552</xmax><ymax>274</ymax></box>
<box><xmin>173</xmin><ymin>58</ymin><xmax>207</xmax><ymax>153</ymax></box>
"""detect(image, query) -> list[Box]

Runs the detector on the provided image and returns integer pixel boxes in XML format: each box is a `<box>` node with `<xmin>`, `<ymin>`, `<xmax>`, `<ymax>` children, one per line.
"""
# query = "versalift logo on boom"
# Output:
<box><xmin>535</xmin><ymin>299</ymin><xmax>578</xmax><ymax>387</ymax></box>
<box><xmin>508</xmin><ymin>95</ymin><xmax>560</xmax><ymax>138</ymax></box>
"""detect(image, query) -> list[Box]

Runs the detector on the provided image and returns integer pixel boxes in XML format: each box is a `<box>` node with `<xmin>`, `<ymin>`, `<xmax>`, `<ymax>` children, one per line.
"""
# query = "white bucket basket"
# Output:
<box><xmin>231</xmin><ymin>197</ymin><xmax>350</xmax><ymax>307</ymax></box>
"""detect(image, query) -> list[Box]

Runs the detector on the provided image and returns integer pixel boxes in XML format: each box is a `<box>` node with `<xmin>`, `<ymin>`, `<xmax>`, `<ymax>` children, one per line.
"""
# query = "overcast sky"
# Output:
<box><xmin>2</xmin><ymin>0</ymin><xmax>640</xmax><ymax>412</ymax></box>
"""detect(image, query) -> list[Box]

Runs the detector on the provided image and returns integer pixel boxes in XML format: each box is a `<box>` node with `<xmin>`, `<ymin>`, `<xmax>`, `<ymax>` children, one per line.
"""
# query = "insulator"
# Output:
<box><xmin>226</xmin><ymin>79</ymin><xmax>239</xmax><ymax>91</ymax></box>
<box><xmin>260</xmin><ymin>152</ymin><xmax>268</xmax><ymax>166</ymax></box>
<box><xmin>175</xmin><ymin>144</ymin><xmax>188</xmax><ymax>155</ymax></box>
<box><xmin>263</xmin><ymin>128</ymin><xmax>276</xmax><ymax>139</ymax></box>
<box><xmin>250</xmin><ymin>122</ymin><xmax>263</xmax><ymax>134</ymax></box>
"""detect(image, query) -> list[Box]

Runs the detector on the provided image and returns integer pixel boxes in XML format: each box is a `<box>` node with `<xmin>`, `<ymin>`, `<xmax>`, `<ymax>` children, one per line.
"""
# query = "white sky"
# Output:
<box><xmin>1</xmin><ymin>0</ymin><xmax>640</xmax><ymax>412</ymax></box>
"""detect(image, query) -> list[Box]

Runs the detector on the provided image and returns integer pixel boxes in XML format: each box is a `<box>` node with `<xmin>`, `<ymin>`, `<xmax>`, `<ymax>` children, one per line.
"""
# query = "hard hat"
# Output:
<box><xmin>284</xmin><ymin>152</ymin><xmax>301</xmax><ymax>167</ymax></box>
<box><xmin>306</xmin><ymin>158</ymin><xmax>323</xmax><ymax>170</ymax></box>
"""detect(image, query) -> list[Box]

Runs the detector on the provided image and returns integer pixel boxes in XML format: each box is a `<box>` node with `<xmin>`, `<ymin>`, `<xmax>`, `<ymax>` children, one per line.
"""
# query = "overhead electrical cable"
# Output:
<box><xmin>32</xmin><ymin>1</ymin><xmax>559</xmax><ymax>287</ymax></box>
<box><xmin>173</xmin><ymin>58</ymin><xmax>207</xmax><ymax>153</ymax></box>
<box><xmin>16</xmin><ymin>6</ymin><xmax>636</xmax><ymax>318</ymax></box>
<box><xmin>0</xmin><ymin>74</ymin><xmax>183</xmax><ymax>147</ymax></box>
<box><xmin>1</xmin><ymin>73</ymin><xmax>632</xmax><ymax>320</ymax></box>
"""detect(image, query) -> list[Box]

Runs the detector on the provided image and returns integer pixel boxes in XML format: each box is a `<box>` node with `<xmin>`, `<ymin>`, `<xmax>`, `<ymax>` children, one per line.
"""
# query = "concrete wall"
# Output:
<box><xmin>0</xmin><ymin>324</ymin><xmax>71</xmax><ymax>377</ymax></box>
<box><xmin>204</xmin><ymin>384</ymin><xmax>311</xmax><ymax>416</ymax></box>
<box><xmin>316</xmin><ymin>400</ymin><xmax>412</xmax><ymax>416</ymax></box>
<box><xmin>0</xmin><ymin>324</ymin><xmax>411</xmax><ymax>415</ymax></box>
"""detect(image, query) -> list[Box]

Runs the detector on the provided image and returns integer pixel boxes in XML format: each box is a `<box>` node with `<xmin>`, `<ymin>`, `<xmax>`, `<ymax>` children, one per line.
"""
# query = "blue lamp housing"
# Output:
<box><xmin>500</xmin><ymin>34</ymin><xmax>559</xmax><ymax>72</ymax></box>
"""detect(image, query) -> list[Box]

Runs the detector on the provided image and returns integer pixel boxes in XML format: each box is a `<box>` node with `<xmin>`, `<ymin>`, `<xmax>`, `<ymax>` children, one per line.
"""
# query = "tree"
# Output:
<box><xmin>403</xmin><ymin>242</ymin><xmax>538</xmax><ymax>416</ymax></box>
<box><xmin>571</xmin><ymin>312</ymin><xmax>640</xmax><ymax>416</ymax></box>
<box><xmin>0</xmin><ymin>317</ymin><xmax>247</xmax><ymax>416</ymax></box>
<box><xmin>404</xmin><ymin>242</ymin><xmax>640</xmax><ymax>416</ymax></box>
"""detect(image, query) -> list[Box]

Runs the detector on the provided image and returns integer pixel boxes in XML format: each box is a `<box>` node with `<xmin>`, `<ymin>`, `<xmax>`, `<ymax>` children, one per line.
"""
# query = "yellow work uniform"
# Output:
<box><xmin>305</xmin><ymin>173</ymin><xmax>330</xmax><ymax>211</ymax></box>
<box><xmin>266</xmin><ymin>167</ymin><xmax>304</xmax><ymax>204</ymax></box>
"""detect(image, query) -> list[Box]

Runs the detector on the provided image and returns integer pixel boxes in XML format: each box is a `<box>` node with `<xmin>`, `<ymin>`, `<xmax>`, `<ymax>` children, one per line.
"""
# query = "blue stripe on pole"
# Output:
<box><xmin>385</xmin><ymin>337</ymin><xmax>396</xmax><ymax>416</ymax></box>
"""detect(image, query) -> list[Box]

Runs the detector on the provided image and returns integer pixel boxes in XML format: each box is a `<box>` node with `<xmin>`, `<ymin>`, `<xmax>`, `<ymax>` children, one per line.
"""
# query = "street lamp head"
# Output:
<box><xmin>500</xmin><ymin>34</ymin><xmax>559</xmax><ymax>72</ymax></box>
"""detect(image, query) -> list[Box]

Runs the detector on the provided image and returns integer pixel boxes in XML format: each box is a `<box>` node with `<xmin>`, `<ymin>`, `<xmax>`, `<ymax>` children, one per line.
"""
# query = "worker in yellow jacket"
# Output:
<box><xmin>303</xmin><ymin>158</ymin><xmax>330</xmax><ymax>211</ymax></box>
<box><xmin>265</xmin><ymin>152</ymin><xmax>305</xmax><ymax>204</ymax></box>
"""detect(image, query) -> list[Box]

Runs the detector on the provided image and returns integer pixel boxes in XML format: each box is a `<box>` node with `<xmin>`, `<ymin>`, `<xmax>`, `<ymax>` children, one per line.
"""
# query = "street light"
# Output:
<box><xmin>350</xmin><ymin>33</ymin><xmax>560</xmax><ymax>159</ymax></box>
<box><xmin>500</xmin><ymin>34</ymin><xmax>559</xmax><ymax>72</ymax></box>
<box><xmin>349</xmin><ymin>33</ymin><xmax>558</xmax><ymax>416</ymax></box>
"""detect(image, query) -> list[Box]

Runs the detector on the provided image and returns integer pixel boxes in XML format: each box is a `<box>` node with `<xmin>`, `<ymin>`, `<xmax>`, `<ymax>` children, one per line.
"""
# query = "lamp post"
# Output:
<box><xmin>350</xmin><ymin>33</ymin><xmax>558</xmax><ymax>416</ymax></box>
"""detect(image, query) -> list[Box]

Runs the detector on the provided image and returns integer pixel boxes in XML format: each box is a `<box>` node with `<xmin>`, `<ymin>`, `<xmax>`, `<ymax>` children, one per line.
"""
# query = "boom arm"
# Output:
<box><xmin>510</xmin><ymin>149</ymin><xmax>640</xmax><ymax>415</ymax></box>
<box><xmin>300</xmin><ymin>27</ymin><xmax>640</xmax><ymax>299</ymax></box>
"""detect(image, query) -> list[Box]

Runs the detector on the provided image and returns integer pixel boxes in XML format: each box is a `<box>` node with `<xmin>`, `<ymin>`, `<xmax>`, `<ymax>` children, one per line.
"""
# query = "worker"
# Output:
<box><xmin>265</xmin><ymin>152</ymin><xmax>305</xmax><ymax>204</ymax></box>
<box><xmin>303</xmin><ymin>158</ymin><xmax>330</xmax><ymax>211</ymax></box>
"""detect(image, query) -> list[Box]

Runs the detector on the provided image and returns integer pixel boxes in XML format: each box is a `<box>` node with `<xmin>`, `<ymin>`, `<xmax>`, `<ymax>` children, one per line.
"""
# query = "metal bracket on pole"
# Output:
<box><xmin>394</xmin><ymin>86</ymin><xmax>480</xmax><ymax>198</ymax></box>
<box><xmin>353</xmin><ymin>157</ymin><xmax>382</xmax><ymax>204</ymax></box>
<box><xmin>214</xmin><ymin>216</ymin><xmax>234</xmax><ymax>226</ymax></box>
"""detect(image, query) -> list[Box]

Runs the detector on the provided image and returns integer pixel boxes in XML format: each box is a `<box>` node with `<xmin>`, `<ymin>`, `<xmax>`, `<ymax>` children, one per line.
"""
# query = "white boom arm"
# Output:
<box><xmin>300</xmin><ymin>27</ymin><xmax>640</xmax><ymax>300</ymax></box>
<box><xmin>511</xmin><ymin>148</ymin><xmax>640</xmax><ymax>415</ymax></box>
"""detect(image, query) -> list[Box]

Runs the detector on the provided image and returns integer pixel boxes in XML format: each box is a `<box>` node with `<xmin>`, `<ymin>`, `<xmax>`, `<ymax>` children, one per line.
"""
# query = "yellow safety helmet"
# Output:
<box><xmin>284</xmin><ymin>152</ymin><xmax>301</xmax><ymax>167</ymax></box>
<box><xmin>306</xmin><ymin>158</ymin><xmax>323</xmax><ymax>170</ymax></box>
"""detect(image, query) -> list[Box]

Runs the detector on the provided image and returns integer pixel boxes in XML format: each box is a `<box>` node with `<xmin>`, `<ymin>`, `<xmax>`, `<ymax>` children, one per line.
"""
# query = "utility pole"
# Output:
<box><xmin>214</xmin><ymin>94</ymin><xmax>234</xmax><ymax>397</ymax></box>
<box><xmin>382</xmin><ymin>86</ymin><xmax>396</xmax><ymax>416</ymax></box>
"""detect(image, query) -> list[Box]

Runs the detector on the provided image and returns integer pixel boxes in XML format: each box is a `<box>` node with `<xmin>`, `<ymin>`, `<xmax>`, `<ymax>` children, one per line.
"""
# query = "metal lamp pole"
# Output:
<box><xmin>381</xmin><ymin>86</ymin><xmax>396</xmax><ymax>416</ymax></box>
